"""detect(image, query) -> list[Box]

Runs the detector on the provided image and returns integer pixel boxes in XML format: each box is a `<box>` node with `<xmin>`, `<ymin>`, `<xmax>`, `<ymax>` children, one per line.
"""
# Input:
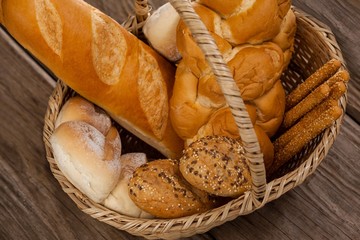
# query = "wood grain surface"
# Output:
<box><xmin>1</xmin><ymin>0</ymin><xmax>359</xmax><ymax>240</ymax></box>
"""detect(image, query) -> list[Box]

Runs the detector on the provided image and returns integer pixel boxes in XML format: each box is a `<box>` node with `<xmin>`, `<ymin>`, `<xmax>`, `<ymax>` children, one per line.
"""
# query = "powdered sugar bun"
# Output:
<box><xmin>50</xmin><ymin>121</ymin><xmax>122</xmax><ymax>203</ymax></box>
<box><xmin>55</xmin><ymin>96</ymin><xmax>111</xmax><ymax>135</ymax></box>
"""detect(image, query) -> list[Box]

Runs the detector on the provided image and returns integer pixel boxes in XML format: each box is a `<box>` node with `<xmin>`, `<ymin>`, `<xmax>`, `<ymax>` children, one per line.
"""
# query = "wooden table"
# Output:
<box><xmin>1</xmin><ymin>0</ymin><xmax>359</xmax><ymax>239</ymax></box>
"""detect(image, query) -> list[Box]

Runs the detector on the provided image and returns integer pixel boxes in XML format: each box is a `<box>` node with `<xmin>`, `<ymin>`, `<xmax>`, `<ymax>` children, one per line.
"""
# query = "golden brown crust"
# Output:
<box><xmin>222</xmin><ymin>0</ymin><xmax>284</xmax><ymax>44</ymax></box>
<box><xmin>329</xmin><ymin>81</ymin><xmax>346</xmax><ymax>100</ymax></box>
<box><xmin>186</xmin><ymin>108</ymin><xmax>274</xmax><ymax>169</ymax></box>
<box><xmin>128</xmin><ymin>159</ymin><xmax>216</xmax><ymax>218</ymax></box>
<box><xmin>274</xmin><ymin>99</ymin><xmax>338</xmax><ymax>152</ymax></box>
<box><xmin>326</xmin><ymin>70</ymin><xmax>350</xmax><ymax>86</ymax></box>
<box><xmin>269</xmin><ymin>105</ymin><xmax>342</xmax><ymax>176</ymax></box>
<box><xmin>270</xmin><ymin>64</ymin><xmax>348</xmax><ymax>177</ymax></box>
<box><xmin>170</xmin><ymin>43</ymin><xmax>285</xmax><ymax>141</ymax></box>
<box><xmin>228</xmin><ymin>43</ymin><xmax>284</xmax><ymax>101</ymax></box>
<box><xmin>179</xmin><ymin>136</ymin><xmax>252</xmax><ymax>197</ymax></box>
<box><xmin>253</xmin><ymin>80</ymin><xmax>286</xmax><ymax>136</ymax></box>
<box><xmin>285</xmin><ymin>59</ymin><xmax>342</xmax><ymax>110</ymax></box>
<box><xmin>283</xmin><ymin>83</ymin><xmax>330</xmax><ymax>129</ymax></box>
<box><xmin>0</xmin><ymin>0</ymin><xmax>3</xmax><ymax>24</ymax></box>
<box><xmin>172</xmin><ymin>1</ymin><xmax>293</xmax><ymax>148</ymax></box>
<box><xmin>198</xmin><ymin>0</ymin><xmax>291</xmax><ymax>45</ymax></box>
<box><xmin>1</xmin><ymin>0</ymin><xmax>184</xmax><ymax>159</ymax></box>
<box><xmin>272</xmin><ymin>9</ymin><xmax>297</xmax><ymax>67</ymax></box>
<box><xmin>277</xmin><ymin>0</ymin><xmax>292</xmax><ymax>18</ymax></box>
<box><xmin>170</xmin><ymin>61</ymin><xmax>219</xmax><ymax>139</ymax></box>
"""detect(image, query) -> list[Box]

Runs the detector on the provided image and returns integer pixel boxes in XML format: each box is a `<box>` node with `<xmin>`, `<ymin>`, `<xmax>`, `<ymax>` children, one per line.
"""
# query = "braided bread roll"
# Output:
<box><xmin>170</xmin><ymin>0</ymin><xmax>296</xmax><ymax>168</ymax></box>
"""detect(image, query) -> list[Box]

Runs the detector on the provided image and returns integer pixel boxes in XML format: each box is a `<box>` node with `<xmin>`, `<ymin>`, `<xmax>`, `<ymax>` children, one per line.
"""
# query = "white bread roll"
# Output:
<box><xmin>143</xmin><ymin>3</ymin><xmax>181</xmax><ymax>62</ymax></box>
<box><xmin>50</xmin><ymin>121</ymin><xmax>122</xmax><ymax>203</ymax></box>
<box><xmin>0</xmin><ymin>0</ymin><xmax>184</xmax><ymax>159</ymax></box>
<box><xmin>104</xmin><ymin>153</ymin><xmax>153</xmax><ymax>218</ymax></box>
<box><xmin>55</xmin><ymin>96</ymin><xmax>111</xmax><ymax>135</ymax></box>
<box><xmin>197</xmin><ymin>0</ymin><xmax>287</xmax><ymax>45</ymax></box>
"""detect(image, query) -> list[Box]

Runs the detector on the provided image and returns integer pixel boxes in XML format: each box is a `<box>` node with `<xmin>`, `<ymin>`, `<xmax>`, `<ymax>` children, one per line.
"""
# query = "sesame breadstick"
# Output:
<box><xmin>282</xmin><ymin>83</ymin><xmax>330</xmax><ymax>129</ymax></box>
<box><xmin>269</xmin><ymin>105</ymin><xmax>342</xmax><ymax>176</ymax></box>
<box><xmin>274</xmin><ymin>98</ymin><xmax>338</xmax><ymax>151</ymax></box>
<box><xmin>286</xmin><ymin>59</ymin><xmax>341</xmax><ymax>110</ymax></box>
<box><xmin>329</xmin><ymin>81</ymin><xmax>347</xmax><ymax>100</ymax></box>
<box><xmin>326</xmin><ymin>70</ymin><xmax>350</xmax><ymax>87</ymax></box>
<box><xmin>274</xmin><ymin>80</ymin><xmax>346</xmax><ymax>158</ymax></box>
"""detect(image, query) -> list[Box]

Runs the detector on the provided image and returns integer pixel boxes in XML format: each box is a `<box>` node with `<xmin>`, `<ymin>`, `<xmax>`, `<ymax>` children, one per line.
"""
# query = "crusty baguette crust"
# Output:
<box><xmin>1</xmin><ymin>0</ymin><xmax>184</xmax><ymax>158</ymax></box>
<box><xmin>0</xmin><ymin>0</ymin><xmax>3</xmax><ymax>24</ymax></box>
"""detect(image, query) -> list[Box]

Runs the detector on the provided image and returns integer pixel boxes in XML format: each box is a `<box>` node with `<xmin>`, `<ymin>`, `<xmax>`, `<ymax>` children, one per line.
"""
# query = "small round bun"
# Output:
<box><xmin>55</xmin><ymin>96</ymin><xmax>111</xmax><ymax>135</ymax></box>
<box><xmin>128</xmin><ymin>159</ymin><xmax>217</xmax><ymax>218</ymax></box>
<box><xmin>104</xmin><ymin>153</ymin><xmax>153</xmax><ymax>218</ymax></box>
<box><xmin>143</xmin><ymin>3</ymin><xmax>182</xmax><ymax>62</ymax></box>
<box><xmin>179</xmin><ymin>136</ymin><xmax>252</xmax><ymax>197</ymax></box>
<box><xmin>50</xmin><ymin>121</ymin><xmax>122</xmax><ymax>203</ymax></box>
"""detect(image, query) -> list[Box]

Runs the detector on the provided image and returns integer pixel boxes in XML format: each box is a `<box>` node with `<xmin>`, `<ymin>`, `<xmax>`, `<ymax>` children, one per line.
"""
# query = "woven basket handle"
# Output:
<box><xmin>122</xmin><ymin>0</ymin><xmax>150</xmax><ymax>39</ymax></box>
<box><xmin>168</xmin><ymin>0</ymin><xmax>266</xmax><ymax>200</ymax></box>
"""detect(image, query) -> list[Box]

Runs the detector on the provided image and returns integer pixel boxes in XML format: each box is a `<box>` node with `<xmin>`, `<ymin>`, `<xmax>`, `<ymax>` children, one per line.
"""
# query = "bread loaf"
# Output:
<box><xmin>128</xmin><ymin>159</ymin><xmax>218</xmax><ymax>218</ymax></box>
<box><xmin>0</xmin><ymin>0</ymin><xmax>184</xmax><ymax>159</ymax></box>
<box><xmin>196</xmin><ymin>0</ymin><xmax>288</xmax><ymax>45</ymax></box>
<box><xmin>55</xmin><ymin>96</ymin><xmax>112</xmax><ymax>135</ymax></box>
<box><xmin>50</xmin><ymin>96</ymin><xmax>122</xmax><ymax>203</ymax></box>
<box><xmin>143</xmin><ymin>3</ymin><xmax>181</xmax><ymax>62</ymax></box>
<box><xmin>104</xmin><ymin>153</ymin><xmax>153</xmax><ymax>218</ymax></box>
<box><xmin>51</xmin><ymin>121</ymin><xmax>122</xmax><ymax>203</ymax></box>
<box><xmin>179</xmin><ymin>136</ymin><xmax>252</xmax><ymax>197</ymax></box>
<box><xmin>167</xmin><ymin>0</ymin><xmax>296</xmax><ymax>165</ymax></box>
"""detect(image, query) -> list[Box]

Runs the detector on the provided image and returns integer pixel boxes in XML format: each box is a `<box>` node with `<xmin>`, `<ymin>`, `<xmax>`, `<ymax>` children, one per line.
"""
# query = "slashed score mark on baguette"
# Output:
<box><xmin>35</xmin><ymin>0</ymin><xmax>63</xmax><ymax>57</ymax></box>
<box><xmin>91</xmin><ymin>9</ymin><xmax>126</xmax><ymax>85</ymax></box>
<box><xmin>91</xmin><ymin>9</ymin><xmax>168</xmax><ymax>139</ymax></box>
<box><xmin>138</xmin><ymin>44</ymin><xmax>169</xmax><ymax>139</ymax></box>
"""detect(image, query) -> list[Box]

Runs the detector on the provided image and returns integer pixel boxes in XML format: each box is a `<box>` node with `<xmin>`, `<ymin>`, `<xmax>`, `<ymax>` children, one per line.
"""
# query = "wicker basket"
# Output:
<box><xmin>43</xmin><ymin>0</ymin><xmax>348</xmax><ymax>239</ymax></box>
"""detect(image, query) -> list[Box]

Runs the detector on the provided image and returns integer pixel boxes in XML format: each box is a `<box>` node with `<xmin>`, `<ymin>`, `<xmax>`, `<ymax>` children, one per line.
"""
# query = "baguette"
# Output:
<box><xmin>0</xmin><ymin>0</ymin><xmax>184</xmax><ymax>158</ymax></box>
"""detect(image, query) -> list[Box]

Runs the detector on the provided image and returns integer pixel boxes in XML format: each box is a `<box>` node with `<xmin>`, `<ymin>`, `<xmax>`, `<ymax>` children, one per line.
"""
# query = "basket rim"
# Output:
<box><xmin>42</xmin><ymin>5</ymin><xmax>348</xmax><ymax>240</ymax></box>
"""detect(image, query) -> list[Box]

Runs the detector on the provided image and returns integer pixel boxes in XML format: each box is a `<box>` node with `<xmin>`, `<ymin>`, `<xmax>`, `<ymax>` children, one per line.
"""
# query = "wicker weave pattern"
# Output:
<box><xmin>43</xmin><ymin>1</ymin><xmax>347</xmax><ymax>239</ymax></box>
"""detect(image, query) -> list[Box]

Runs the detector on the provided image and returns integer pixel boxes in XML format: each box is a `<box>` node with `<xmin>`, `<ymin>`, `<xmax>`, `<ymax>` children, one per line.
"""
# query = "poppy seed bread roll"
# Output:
<box><xmin>179</xmin><ymin>136</ymin><xmax>252</xmax><ymax>197</ymax></box>
<box><xmin>128</xmin><ymin>159</ymin><xmax>217</xmax><ymax>218</ymax></box>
